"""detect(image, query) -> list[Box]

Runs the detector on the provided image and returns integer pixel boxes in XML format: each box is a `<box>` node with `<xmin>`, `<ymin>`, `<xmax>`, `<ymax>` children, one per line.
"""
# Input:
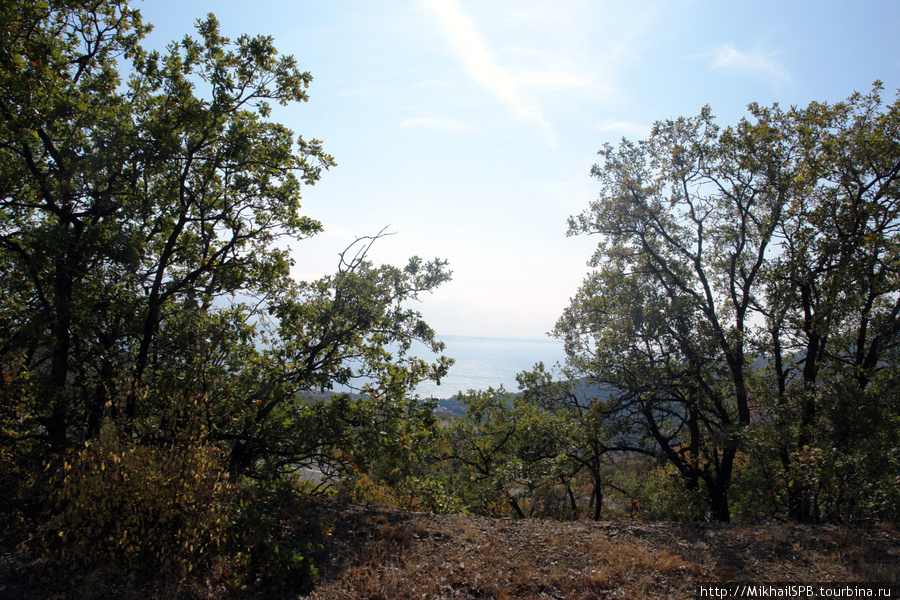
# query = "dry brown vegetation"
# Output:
<box><xmin>3</xmin><ymin>497</ymin><xmax>898</xmax><ymax>599</ymax></box>
<box><xmin>297</xmin><ymin>499</ymin><xmax>900</xmax><ymax>600</ymax></box>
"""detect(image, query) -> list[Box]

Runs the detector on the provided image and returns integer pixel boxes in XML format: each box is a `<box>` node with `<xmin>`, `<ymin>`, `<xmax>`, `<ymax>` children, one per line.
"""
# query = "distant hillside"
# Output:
<box><xmin>296</xmin><ymin>378</ymin><xmax>621</xmax><ymax>418</ymax></box>
<box><xmin>427</xmin><ymin>378</ymin><xmax>620</xmax><ymax>418</ymax></box>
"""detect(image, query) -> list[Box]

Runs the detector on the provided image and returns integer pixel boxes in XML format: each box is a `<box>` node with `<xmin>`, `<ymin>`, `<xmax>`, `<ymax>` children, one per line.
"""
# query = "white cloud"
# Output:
<box><xmin>522</xmin><ymin>67</ymin><xmax>616</xmax><ymax>98</ymax></box>
<box><xmin>529</xmin><ymin>167</ymin><xmax>600</xmax><ymax>217</ymax></box>
<box><xmin>423</xmin><ymin>0</ymin><xmax>557</xmax><ymax>145</ymax></box>
<box><xmin>595</xmin><ymin>120</ymin><xmax>651</xmax><ymax>139</ymax></box>
<box><xmin>400</xmin><ymin>115</ymin><xmax>476</xmax><ymax>133</ymax></box>
<box><xmin>709</xmin><ymin>43</ymin><xmax>793</xmax><ymax>86</ymax></box>
<box><xmin>413</xmin><ymin>79</ymin><xmax>458</xmax><ymax>90</ymax></box>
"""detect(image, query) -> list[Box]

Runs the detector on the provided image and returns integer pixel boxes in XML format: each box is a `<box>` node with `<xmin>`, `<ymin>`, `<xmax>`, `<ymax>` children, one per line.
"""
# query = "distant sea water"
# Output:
<box><xmin>414</xmin><ymin>334</ymin><xmax>567</xmax><ymax>399</ymax></box>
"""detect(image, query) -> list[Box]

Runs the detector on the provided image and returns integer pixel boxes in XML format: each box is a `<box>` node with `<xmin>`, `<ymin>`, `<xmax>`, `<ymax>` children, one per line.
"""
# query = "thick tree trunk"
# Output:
<box><xmin>46</xmin><ymin>217</ymin><xmax>80</xmax><ymax>453</ymax></box>
<box><xmin>707</xmin><ymin>448</ymin><xmax>736</xmax><ymax>523</ymax></box>
<box><xmin>708</xmin><ymin>485</ymin><xmax>731</xmax><ymax>522</ymax></box>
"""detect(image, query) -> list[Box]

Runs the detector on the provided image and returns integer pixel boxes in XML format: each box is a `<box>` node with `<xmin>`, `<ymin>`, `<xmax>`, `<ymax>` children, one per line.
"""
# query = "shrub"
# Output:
<box><xmin>25</xmin><ymin>425</ymin><xmax>234</xmax><ymax>590</ymax></box>
<box><xmin>221</xmin><ymin>480</ymin><xmax>320</xmax><ymax>595</ymax></box>
<box><xmin>631</xmin><ymin>462</ymin><xmax>708</xmax><ymax>521</ymax></box>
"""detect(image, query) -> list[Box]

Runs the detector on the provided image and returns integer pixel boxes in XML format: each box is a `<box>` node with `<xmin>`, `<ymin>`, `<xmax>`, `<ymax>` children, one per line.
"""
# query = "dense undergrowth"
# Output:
<box><xmin>2</xmin><ymin>438</ymin><xmax>319</xmax><ymax>599</ymax></box>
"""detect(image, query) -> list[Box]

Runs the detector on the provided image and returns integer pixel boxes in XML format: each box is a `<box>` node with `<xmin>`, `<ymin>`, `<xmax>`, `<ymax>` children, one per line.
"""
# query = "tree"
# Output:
<box><xmin>0</xmin><ymin>0</ymin><xmax>451</xmax><ymax>480</ymax></box>
<box><xmin>217</xmin><ymin>234</ymin><xmax>452</xmax><ymax>478</ymax></box>
<box><xmin>756</xmin><ymin>86</ymin><xmax>900</xmax><ymax>521</ymax></box>
<box><xmin>0</xmin><ymin>2</ymin><xmax>455</xmax><ymax>590</ymax></box>
<box><xmin>518</xmin><ymin>366</ymin><xmax>622</xmax><ymax>521</ymax></box>
<box><xmin>557</xmin><ymin>107</ymin><xmax>785</xmax><ymax>522</ymax></box>
<box><xmin>556</xmin><ymin>86</ymin><xmax>900</xmax><ymax>522</ymax></box>
<box><xmin>440</xmin><ymin>387</ymin><xmax>531</xmax><ymax>517</ymax></box>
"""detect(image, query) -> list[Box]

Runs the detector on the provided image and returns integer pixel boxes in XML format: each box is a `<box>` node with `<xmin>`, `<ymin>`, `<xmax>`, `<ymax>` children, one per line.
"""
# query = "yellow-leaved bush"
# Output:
<box><xmin>29</xmin><ymin>424</ymin><xmax>235</xmax><ymax>583</ymax></box>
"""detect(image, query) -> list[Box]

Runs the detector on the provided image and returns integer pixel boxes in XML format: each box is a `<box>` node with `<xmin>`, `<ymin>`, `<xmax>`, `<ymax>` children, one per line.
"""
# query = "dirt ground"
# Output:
<box><xmin>298</xmin><ymin>498</ymin><xmax>900</xmax><ymax>600</ymax></box>
<box><xmin>2</xmin><ymin>497</ymin><xmax>897</xmax><ymax>599</ymax></box>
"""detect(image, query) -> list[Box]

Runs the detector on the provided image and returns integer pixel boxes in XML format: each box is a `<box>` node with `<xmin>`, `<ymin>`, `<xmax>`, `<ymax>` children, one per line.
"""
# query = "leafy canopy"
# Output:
<box><xmin>553</xmin><ymin>84</ymin><xmax>900</xmax><ymax>522</ymax></box>
<box><xmin>0</xmin><ymin>0</ymin><xmax>452</xmax><ymax>481</ymax></box>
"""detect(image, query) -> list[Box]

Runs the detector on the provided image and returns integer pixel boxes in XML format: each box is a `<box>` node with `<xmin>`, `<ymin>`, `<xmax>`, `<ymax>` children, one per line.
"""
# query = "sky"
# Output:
<box><xmin>138</xmin><ymin>0</ymin><xmax>900</xmax><ymax>342</ymax></box>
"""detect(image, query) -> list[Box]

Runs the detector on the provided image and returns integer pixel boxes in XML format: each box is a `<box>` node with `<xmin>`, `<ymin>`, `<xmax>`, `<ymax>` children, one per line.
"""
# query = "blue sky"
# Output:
<box><xmin>139</xmin><ymin>0</ymin><xmax>900</xmax><ymax>341</ymax></box>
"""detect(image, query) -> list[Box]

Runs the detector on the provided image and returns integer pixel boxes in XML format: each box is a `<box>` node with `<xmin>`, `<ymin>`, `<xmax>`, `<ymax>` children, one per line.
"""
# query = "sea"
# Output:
<box><xmin>413</xmin><ymin>334</ymin><xmax>568</xmax><ymax>400</ymax></box>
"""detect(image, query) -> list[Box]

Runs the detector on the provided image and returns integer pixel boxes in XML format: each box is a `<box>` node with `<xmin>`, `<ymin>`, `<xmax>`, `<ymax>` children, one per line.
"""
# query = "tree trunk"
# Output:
<box><xmin>46</xmin><ymin>217</ymin><xmax>81</xmax><ymax>453</ymax></box>
<box><xmin>507</xmin><ymin>493</ymin><xmax>526</xmax><ymax>519</ymax></box>
<box><xmin>707</xmin><ymin>448</ymin><xmax>736</xmax><ymax>522</ymax></box>
<box><xmin>591</xmin><ymin>470</ymin><xmax>603</xmax><ymax>521</ymax></box>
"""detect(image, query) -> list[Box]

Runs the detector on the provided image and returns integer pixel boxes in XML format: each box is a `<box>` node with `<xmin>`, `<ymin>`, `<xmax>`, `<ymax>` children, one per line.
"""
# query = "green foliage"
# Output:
<box><xmin>222</xmin><ymin>481</ymin><xmax>320</xmax><ymax>595</ymax></box>
<box><xmin>629</xmin><ymin>462</ymin><xmax>708</xmax><ymax>522</ymax></box>
<box><xmin>438</xmin><ymin>387</ymin><xmax>528</xmax><ymax>517</ymax></box>
<box><xmin>518</xmin><ymin>365</ymin><xmax>627</xmax><ymax>520</ymax></box>
<box><xmin>734</xmin><ymin>368</ymin><xmax>900</xmax><ymax>523</ymax></box>
<box><xmin>0</xmin><ymin>0</ymin><xmax>452</xmax><ymax>593</ymax></box>
<box><xmin>424</xmin><ymin>385</ymin><xmax>586</xmax><ymax>520</ymax></box>
<box><xmin>0</xmin><ymin>0</ymin><xmax>314</xmax><ymax>453</ymax></box>
<box><xmin>554</xmin><ymin>84</ymin><xmax>900</xmax><ymax>523</ymax></box>
<box><xmin>0</xmin><ymin>0</ymin><xmax>450</xmax><ymax>476</ymax></box>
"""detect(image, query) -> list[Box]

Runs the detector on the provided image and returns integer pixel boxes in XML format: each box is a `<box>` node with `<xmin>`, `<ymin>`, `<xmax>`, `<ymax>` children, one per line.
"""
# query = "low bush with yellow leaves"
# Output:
<box><xmin>26</xmin><ymin>424</ymin><xmax>234</xmax><ymax>588</ymax></box>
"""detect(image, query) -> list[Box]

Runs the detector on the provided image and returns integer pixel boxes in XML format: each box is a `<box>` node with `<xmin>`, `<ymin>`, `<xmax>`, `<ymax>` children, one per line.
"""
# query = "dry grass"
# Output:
<box><xmin>300</xmin><ymin>499</ymin><xmax>900</xmax><ymax>600</ymax></box>
<box><xmin>6</xmin><ymin>497</ymin><xmax>895</xmax><ymax>599</ymax></box>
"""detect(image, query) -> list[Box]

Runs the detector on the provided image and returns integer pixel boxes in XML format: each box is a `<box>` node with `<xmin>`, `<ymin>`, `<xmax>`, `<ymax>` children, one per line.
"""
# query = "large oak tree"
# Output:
<box><xmin>556</xmin><ymin>86</ymin><xmax>900</xmax><ymax>522</ymax></box>
<box><xmin>0</xmin><ymin>0</ymin><xmax>451</xmax><ymax>480</ymax></box>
